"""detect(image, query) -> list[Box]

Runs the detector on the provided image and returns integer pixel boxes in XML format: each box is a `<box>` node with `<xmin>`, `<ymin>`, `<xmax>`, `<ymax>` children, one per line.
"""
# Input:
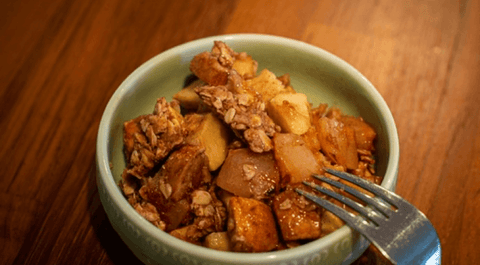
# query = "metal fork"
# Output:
<box><xmin>295</xmin><ymin>168</ymin><xmax>441</xmax><ymax>265</ymax></box>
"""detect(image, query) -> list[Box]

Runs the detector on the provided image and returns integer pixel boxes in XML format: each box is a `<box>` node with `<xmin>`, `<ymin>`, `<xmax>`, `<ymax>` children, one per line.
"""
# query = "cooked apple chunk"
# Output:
<box><xmin>216</xmin><ymin>148</ymin><xmax>280</xmax><ymax>200</ymax></box>
<box><xmin>227</xmin><ymin>197</ymin><xmax>279</xmax><ymax>252</ymax></box>
<box><xmin>185</xmin><ymin>113</ymin><xmax>231</xmax><ymax>171</ymax></box>
<box><xmin>267</xmin><ymin>93</ymin><xmax>311</xmax><ymax>135</ymax></box>
<box><xmin>316</xmin><ymin>117</ymin><xmax>358</xmax><ymax>170</ymax></box>
<box><xmin>244</xmin><ymin>69</ymin><xmax>291</xmax><ymax>102</ymax></box>
<box><xmin>189</xmin><ymin>41</ymin><xmax>236</xmax><ymax>86</ymax></box>
<box><xmin>272</xmin><ymin>190</ymin><xmax>321</xmax><ymax>241</ymax></box>
<box><xmin>340</xmin><ymin>116</ymin><xmax>377</xmax><ymax>151</ymax></box>
<box><xmin>173</xmin><ymin>79</ymin><xmax>205</xmax><ymax>111</ymax></box>
<box><xmin>157</xmin><ymin>145</ymin><xmax>211</xmax><ymax>202</ymax></box>
<box><xmin>233</xmin><ymin>52</ymin><xmax>258</xmax><ymax>79</ymax></box>
<box><xmin>273</xmin><ymin>133</ymin><xmax>321</xmax><ymax>187</ymax></box>
<box><xmin>204</xmin><ymin>232</ymin><xmax>231</xmax><ymax>251</ymax></box>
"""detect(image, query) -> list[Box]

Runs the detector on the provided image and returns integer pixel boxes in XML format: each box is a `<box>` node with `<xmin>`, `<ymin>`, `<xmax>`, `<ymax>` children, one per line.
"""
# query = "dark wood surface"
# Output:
<box><xmin>1</xmin><ymin>0</ymin><xmax>479</xmax><ymax>264</ymax></box>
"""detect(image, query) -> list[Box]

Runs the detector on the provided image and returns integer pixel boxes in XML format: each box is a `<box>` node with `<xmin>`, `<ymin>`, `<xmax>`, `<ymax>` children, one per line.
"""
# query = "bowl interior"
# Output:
<box><xmin>108</xmin><ymin>37</ymin><xmax>393</xmax><ymax>185</ymax></box>
<box><xmin>99</xmin><ymin>34</ymin><xmax>399</xmax><ymax>264</ymax></box>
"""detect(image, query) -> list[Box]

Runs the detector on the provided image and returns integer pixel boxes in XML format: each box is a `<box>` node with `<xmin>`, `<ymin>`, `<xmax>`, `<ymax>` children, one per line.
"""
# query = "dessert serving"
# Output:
<box><xmin>118</xmin><ymin>41</ymin><xmax>382</xmax><ymax>253</ymax></box>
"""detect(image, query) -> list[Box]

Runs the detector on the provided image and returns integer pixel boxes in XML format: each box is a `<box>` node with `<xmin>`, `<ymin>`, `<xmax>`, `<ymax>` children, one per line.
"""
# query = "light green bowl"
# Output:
<box><xmin>96</xmin><ymin>34</ymin><xmax>399</xmax><ymax>265</ymax></box>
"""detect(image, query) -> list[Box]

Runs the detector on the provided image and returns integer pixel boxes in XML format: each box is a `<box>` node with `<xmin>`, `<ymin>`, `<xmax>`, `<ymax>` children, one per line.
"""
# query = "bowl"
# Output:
<box><xmin>96</xmin><ymin>34</ymin><xmax>400</xmax><ymax>265</ymax></box>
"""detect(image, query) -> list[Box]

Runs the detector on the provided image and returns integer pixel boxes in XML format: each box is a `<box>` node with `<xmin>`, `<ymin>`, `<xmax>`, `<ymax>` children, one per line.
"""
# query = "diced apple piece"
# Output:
<box><xmin>173</xmin><ymin>79</ymin><xmax>205</xmax><ymax>111</ymax></box>
<box><xmin>216</xmin><ymin>148</ymin><xmax>280</xmax><ymax>199</ymax></box>
<box><xmin>227</xmin><ymin>197</ymin><xmax>279</xmax><ymax>252</ymax></box>
<box><xmin>190</xmin><ymin>52</ymin><xmax>229</xmax><ymax>86</ymax></box>
<box><xmin>316</xmin><ymin>117</ymin><xmax>358</xmax><ymax>170</ymax></box>
<box><xmin>160</xmin><ymin>145</ymin><xmax>211</xmax><ymax>202</ymax></box>
<box><xmin>204</xmin><ymin>232</ymin><xmax>231</xmax><ymax>251</ymax></box>
<box><xmin>173</xmin><ymin>86</ymin><xmax>199</xmax><ymax>110</ymax></box>
<box><xmin>233</xmin><ymin>52</ymin><xmax>258</xmax><ymax>79</ymax></box>
<box><xmin>169</xmin><ymin>225</ymin><xmax>193</xmax><ymax>241</ymax></box>
<box><xmin>273</xmin><ymin>133</ymin><xmax>321</xmax><ymax>187</ymax></box>
<box><xmin>340</xmin><ymin>116</ymin><xmax>377</xmax><ymax>151</ymax></box>
<box><xmin>267</xmin><ymin>93</ymin><xmax>311</xmax><ymax>135</ymax></box>
<box><xmin>244</xmin><ymin>69</ymin><xmax>291</xmax><ymax>102</ymax></box>
<box><xmin>185</xmin><ymin>113</ymin><xmax>231</xmax><ymax>171</ymax></box>
<box><xmin>158</xmin><ymin>199</ymin><xmax>191</xmax><ymax>232</ymax></box>
<box><xmin>169</xmin><ymin>225</ymin><xmax>203</xmax><ymax>245</ymax></box>
<box><xmin>272</xmin><ymin>190</ymin><xmax>321</xmax><ymax>241</ymax></box>
<box><xmin>343</xmin><ymin>126</ymin><xmax>358</xmax><ymax>169</ymax></box>
<box><xmin>301</xmin><ymin>126</ymin><xmax>321</xmax><ymax>152</ymax></box>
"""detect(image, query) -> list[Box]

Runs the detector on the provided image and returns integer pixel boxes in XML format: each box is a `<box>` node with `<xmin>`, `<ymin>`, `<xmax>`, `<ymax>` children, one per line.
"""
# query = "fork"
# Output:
<box><xmin>295</xmin><ymin>168</ymin><xmax>441</xmax><ymax>265</ymax></box>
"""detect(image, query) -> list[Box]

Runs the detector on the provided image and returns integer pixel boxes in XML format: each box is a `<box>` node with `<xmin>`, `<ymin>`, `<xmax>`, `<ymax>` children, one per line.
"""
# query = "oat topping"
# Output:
<box><xmin>211</xmin><ymin>41</ymin><xmax>236</xmax><ymax>68</ymax></box>
<box><xmin>187</xmin><ymin>189</ymin><xmax>227</xmax><ymax>240</ymax></box>
<box><xmin>195</xmin><ymin>85</ymin><xmax>280</xmax><ymax>152</ymax></box>
<box><xmin>134</xmin><ymin>202</ymin><xmax>166</xmax><ymax>230</ymax></box>
<box><xmin>242</xmin><ymin>164</ymin><xmax>257</xmax><ymax>180</ymax></box>
<box><xmin>279</xmin><ymin>198</ymin><xmax>292</xmax><ymax>210</ymax></box>
<box><xmin>189</xmin><ymin>41</ymin><xmax>237</xmax><ymax>86</ymax></box>
<box><xmin>224</xmin><ymin>108</ymin><xmax>236</xmax><ymax>124</ymax></box>
<box><xmin>159</xmin><ymin>179</ymin><xmax>172</xmax><ymax>199</ymax></box>
<box><xmin>122</xmin><ymin>98</ymin><xmax>185</xmax><ymax>178</ymax></box>
<box><xmin>192</xmin><ymin>190</ymin><xmax>213</xmax><ymax>206</ymax></box>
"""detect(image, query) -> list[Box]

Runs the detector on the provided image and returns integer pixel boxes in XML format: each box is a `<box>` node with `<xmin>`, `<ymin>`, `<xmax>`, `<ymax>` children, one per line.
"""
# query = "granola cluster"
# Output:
<box><xmin>122</xmin><ymin>98</ymin><xmax>185</xmax><ymax>178</ymax></box>
<box><xmin>195</xmin><ymin>85</ymin><xmax>280</xmax><ymax>152</ymax></box>
<box><xmin>189</xmin><ymin>41</ymin><xmax>237</xmax><ymax>86</ymax></box>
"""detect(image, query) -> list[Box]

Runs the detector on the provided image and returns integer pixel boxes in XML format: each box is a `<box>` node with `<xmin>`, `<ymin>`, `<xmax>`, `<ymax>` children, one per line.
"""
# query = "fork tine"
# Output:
<box><xmin>295</xmin><ymin>188</ymin><xmax>370</xmax><ymax>230</ymax></box>
<box><xmin>303</xmin><ymin>181</ymin><xmax>385</xmax><ymax>226</ymax></box>
<box><xmin>300</xmin><ymin>169</ymin><xmax>442</xmax><ymax>265</ymax></box>
<box><xmin>313</xmin><ymin>174</ymin><xmax>395</xmax><ymax>218</ymax></box>
<box><xmin>325</xmin><ymin>168</ymin><xmax>404</xmax><ymax>208</ymax></box>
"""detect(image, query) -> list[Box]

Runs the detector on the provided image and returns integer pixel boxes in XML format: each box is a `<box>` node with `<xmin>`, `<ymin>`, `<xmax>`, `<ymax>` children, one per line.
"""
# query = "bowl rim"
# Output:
<box><xmin>96</xmin><ymin>33</ymin><xmax>400</xmax><ymax>264</ymax></box>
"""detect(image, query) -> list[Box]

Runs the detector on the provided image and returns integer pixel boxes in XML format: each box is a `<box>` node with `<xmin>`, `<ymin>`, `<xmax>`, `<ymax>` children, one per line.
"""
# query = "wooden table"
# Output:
<box><xmin>1</xmin><ymin>0</ymin><xmax>479</xmax><ymax>264</ymax></box>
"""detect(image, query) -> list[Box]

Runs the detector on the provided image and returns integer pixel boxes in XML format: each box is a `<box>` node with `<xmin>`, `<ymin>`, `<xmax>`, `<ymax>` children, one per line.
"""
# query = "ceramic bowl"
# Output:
<box><xmin>96</xmin><ymin>34</ymin><xmax>400</xmax><ymax>265</ymax></box>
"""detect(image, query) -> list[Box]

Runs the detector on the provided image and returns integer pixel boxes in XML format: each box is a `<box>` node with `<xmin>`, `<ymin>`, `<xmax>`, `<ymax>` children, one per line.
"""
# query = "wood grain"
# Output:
<box><xmin>1</xmin><ymin>0</ymin><xmax>479</xmax><ymax>264</ymax></box>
